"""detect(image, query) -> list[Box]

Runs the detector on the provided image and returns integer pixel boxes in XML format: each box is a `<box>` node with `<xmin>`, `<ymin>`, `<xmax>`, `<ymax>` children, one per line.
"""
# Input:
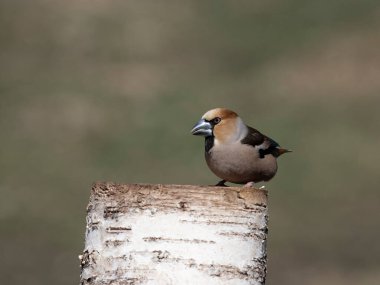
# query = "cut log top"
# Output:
<box><xmin>90</xmin><ymin>182</ymin><xmax>268</xmax><ymax>211</ymax></box>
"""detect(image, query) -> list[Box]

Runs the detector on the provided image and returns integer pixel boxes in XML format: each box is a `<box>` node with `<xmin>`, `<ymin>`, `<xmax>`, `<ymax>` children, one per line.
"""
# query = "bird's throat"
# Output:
<box><xmin>205</xmin><ymin>136</ymin><xmax>214</xmax><ymax>153</ymax></box>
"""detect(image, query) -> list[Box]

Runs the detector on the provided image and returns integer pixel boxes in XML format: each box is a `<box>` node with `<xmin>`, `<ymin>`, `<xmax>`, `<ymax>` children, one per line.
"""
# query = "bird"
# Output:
<box><xmin>190</xmin><ymin>108</ymin><xmax>291</xmax><ymax>187</ymax></box>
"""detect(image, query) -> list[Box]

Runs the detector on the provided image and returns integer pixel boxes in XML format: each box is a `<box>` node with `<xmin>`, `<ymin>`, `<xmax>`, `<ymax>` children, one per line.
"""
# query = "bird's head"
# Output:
<box><xmin>191</xmin><ymin>108</ymin><xmax>247</xmax><ymax>144</ymax></box>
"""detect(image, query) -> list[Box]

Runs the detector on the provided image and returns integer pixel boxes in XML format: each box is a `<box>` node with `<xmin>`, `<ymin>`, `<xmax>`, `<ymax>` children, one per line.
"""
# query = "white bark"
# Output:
<box><xmin>79</xmin><ymin>183</ymin><xmax>268</xmax><ymax>285</ymax></box>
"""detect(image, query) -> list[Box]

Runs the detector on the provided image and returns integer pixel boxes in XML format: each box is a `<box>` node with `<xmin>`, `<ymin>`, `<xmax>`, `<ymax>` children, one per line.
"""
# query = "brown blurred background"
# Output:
<box><xmin>1</xmin><ymin>1</ymin><xmax>380</xmax><ymax>284</ymax></box>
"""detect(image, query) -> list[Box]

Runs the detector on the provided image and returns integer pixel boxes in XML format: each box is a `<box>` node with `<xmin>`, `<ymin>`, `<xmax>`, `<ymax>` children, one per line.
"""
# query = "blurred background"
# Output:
<box><xmin>1</xmin><ymin>0</ymin><xmax>380</xmax><ymax>284</ymax></box>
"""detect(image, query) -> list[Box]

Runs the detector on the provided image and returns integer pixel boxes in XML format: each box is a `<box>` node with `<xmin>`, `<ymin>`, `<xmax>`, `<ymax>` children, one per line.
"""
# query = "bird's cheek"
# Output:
<box><xmin>213</xmin><ymin>125</ymin><xmax>230</xmax><ymax>143</ymax></box>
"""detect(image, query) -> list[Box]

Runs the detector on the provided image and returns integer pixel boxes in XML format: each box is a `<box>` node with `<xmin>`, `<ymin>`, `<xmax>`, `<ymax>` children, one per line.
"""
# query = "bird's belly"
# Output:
<box><xmin>206</xmin><ymin>145</ymin><xmax>278</xmax><ymax>183</ymax></box>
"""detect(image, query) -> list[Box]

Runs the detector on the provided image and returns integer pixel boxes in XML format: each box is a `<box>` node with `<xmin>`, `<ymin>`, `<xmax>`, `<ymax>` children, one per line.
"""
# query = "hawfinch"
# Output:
<box><xmin>191</xmin><ymin>108</ymin><xmax>290</xmax><ymax>187</ymax></box>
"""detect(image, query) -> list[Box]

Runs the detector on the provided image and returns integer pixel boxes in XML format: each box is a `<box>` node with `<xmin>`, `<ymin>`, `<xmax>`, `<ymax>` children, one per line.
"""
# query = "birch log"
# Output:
<box><xmin>79</xmin><ymin>182</ymin><xmax>268</xmax><ymax>285</ymax></box>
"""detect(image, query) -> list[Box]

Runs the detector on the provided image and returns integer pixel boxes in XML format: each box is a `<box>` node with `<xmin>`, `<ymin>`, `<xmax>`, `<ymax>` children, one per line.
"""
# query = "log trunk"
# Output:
<box><xmin>79</xmin><ymin>182</ymin><xmax>268</xmax><ymax>285</ymax></box>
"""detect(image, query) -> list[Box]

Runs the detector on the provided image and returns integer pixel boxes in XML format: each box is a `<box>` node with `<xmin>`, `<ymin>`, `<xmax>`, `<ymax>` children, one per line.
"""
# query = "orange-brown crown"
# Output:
<box><xmin>202</xmin><ymin>108</ymin><xmax>238</xmax><ymax>121</ymax></box>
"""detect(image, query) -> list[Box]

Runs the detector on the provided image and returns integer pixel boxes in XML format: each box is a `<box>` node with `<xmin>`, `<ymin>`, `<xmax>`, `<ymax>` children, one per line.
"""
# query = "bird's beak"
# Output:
<box><xmin>191</xmin><ymin>119</ymin><xmax>213</xmax><ymax>136</ymax></box>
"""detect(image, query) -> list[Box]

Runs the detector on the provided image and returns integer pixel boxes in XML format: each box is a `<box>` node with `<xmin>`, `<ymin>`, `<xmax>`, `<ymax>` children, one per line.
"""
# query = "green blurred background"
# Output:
<box><xmin>1</xmin><ymin>1</ymin><xmax>380</xmax><ymax>284</ymax></box>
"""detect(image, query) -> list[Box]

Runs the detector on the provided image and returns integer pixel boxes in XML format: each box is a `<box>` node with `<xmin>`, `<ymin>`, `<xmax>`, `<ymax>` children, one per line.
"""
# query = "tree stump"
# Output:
<box><xmin>79</xmin><ymin>182</ymin><xmax>268</xmax><ymax>285</ymax></box>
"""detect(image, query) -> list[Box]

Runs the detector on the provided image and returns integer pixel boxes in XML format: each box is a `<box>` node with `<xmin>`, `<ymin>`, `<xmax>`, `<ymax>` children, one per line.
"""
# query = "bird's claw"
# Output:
<box><xmin>243</xmin><ymin>182</ymin><xmax>255</xmax><ymax>188</ymax></box>
<box><xmin>215</xmin><ymin>180</ymin><xmax>228</xmax><ymax>187</ymax></box>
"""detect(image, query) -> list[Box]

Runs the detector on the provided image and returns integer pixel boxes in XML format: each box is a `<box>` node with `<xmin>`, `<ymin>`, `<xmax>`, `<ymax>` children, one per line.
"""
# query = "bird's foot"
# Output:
<box><xmin>243</xmin><ymin>181</ymin><xmax>255</xmax><ymax>188</ymax></box>
<box><xmin>215</xmin><ymin>180</ymin><xmax>228</xmax><ymax>187</ymax></box>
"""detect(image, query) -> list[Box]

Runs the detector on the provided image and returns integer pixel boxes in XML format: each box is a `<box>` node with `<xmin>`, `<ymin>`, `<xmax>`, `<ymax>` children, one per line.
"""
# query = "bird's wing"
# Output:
<box><xmin>241</xmin><ymin>126</ymin><xmax>288</xmax><ymax>158</ymax></box>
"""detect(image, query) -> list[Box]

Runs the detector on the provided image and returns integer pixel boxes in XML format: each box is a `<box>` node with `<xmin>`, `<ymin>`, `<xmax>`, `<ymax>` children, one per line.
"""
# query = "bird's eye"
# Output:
<box><xmin>213</xmin><ymin>117</ymin><xmax>221</xmax><ymax>125</ymax></box>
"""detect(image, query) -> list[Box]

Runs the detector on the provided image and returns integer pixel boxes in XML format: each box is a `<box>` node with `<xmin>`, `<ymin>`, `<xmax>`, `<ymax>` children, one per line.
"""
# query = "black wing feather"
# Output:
<box><xmin>240</xmin><ymin>127</ymin><xmax>265</xmax><ymax>146</ymax></box>
<box><xmin>241</xmin><ymin>126</ymin><xmax>281</xmax><ymax>158</ymax></box>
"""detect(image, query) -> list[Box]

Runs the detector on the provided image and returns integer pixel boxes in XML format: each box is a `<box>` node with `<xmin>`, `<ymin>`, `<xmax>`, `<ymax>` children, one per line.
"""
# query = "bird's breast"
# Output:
<box><xmin>205</xmin><ymin>143</ymin><xmax>278</xmax><ymax>183</ymax></box>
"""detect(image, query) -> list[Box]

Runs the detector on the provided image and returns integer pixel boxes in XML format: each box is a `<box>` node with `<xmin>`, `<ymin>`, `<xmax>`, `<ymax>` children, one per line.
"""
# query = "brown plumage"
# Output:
<box><xmin>191</xmin><ymin>108</ymin><xmax>291</xmax><ymax>186</ymax></box>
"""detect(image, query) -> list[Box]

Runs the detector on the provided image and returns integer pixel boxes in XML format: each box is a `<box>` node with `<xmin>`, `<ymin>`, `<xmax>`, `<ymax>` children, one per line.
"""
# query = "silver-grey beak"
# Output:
<box><xmin>190</xmin><ymin>119</ymin><xmax>213</xmax><ymax>136</ymax></box>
